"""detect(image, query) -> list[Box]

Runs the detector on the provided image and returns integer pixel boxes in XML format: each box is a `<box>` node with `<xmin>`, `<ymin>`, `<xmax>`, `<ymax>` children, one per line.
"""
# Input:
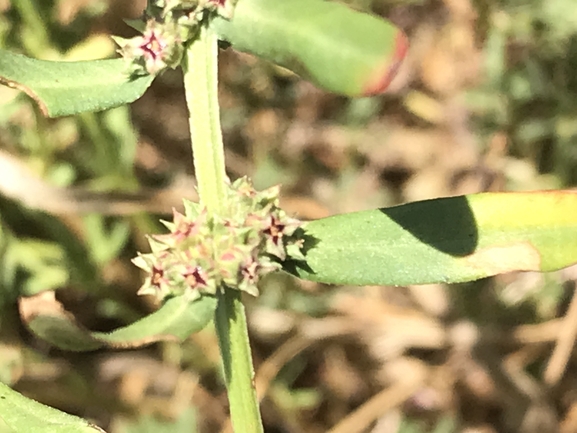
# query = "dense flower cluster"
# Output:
<box><xmin>113</xmin><ymin>19</ymin><xmax>186</xmax><ymax>76</ymax></box>
<box><xmin>114</xmin><ymin>0</ymin><xmax>237</xmax><ymax>76</ymax></box>
<box><xmin>132</xmin><ymin>178</ymin><xmax>304</xmax><ymax>301</ymax></box>
<box><xmin>198</xmin><ymin>0</ymin><xmax>238</xmax><ymax>19</ymax></box>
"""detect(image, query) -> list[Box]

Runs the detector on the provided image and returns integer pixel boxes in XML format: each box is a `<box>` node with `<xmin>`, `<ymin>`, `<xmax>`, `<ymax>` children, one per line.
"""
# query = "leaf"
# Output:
<box><xmin>0</xmin><ymin>381</ymin><xmax>106</xmax><ymax>433</ymax></box>
<box><xmin>19</xmin><ymin>291</ymin><xmax>217</xmax><ymax>351</ymax></box>
<box><xmin>211</xmin><ymin>0</ymin><xmax>408</xmax><ymax>97</ymax></box>
<box><xmin>0</xmin><ymin>50</ymin><xmax>154</xmax><ymax>117</ymax></box>
<box><xmin>285</xmin><ymin>191</ymin><xmax>577</xmax><ymax>285</ymax></box>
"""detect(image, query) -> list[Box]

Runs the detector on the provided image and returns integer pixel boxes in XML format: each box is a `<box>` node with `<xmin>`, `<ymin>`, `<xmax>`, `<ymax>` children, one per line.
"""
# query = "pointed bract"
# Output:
<box><xmin>133</xmin><ymin>177</ymin><xmax>304</xmax><ymax>300</ymax></box>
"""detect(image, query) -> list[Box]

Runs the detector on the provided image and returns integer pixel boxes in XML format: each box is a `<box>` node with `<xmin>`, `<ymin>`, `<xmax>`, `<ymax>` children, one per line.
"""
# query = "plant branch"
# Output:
<box><xmin>184</xmin><ymin>25</ymin><xmax>228</xmax><ymax>214</ymax></box>
<box><xmin>183</xmin><ymin>25</ymin><xmax>263</xmax><ymax>433</ymax></box>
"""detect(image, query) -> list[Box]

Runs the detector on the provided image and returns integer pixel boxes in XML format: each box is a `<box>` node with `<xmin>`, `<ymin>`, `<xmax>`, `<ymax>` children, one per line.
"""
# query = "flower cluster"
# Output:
<box><xmin>132</xmin><ymin>178</ymin><xmax>304</xmax><ymax>301</ymax></box>
<box><xmin>114</xmin><ymin>0</ymin><xmax>237</xmax><ymax>76</ymax></box>
<box><xmin>198</xmin><ymin>0</ymin><xmax>238</xmax><ymax>19</ymax></box>
<box><xmin>113</xmin><ymin>19</ymin><xmax>187</xmax><ymax>76</ymax></box>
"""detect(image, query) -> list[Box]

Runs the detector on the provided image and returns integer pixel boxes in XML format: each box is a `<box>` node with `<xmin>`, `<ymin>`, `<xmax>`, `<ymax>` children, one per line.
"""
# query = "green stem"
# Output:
<box><xmin>215</xmin><ymin>289</ymin><xmax>264</xmax><ymax>433</ymax></box>
<box><xmin>184</xmin><ymin>25</ymin><xmax>228</xmax><ymax>214</ymax></box>
<box><xmin>183</xmin><ymin>26</ymin><xmax>264</xmax><ymax>433</ymax></box>
<box><xmin>12</xmin><ymin>0</ymin><xmax>52</xmax><ymax>57</ymax></box>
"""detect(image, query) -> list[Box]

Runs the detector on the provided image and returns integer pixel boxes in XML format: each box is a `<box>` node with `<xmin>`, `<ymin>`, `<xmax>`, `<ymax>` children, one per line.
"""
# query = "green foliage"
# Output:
<box><xmin>288</xmin><ymin>192</ymin><xmax>577</xmax><ymax>285</ymax></box>
<box><xmin>0</xmin><ymin>381</ymin><xmax>104</xmax><ymax>433</ymax></box>
<box><xmin>0</xmin><ymin>50</ymin><xmax>154</xmax><ymax>117</ymax></box>
<box><xmin>25</xmin><ymin>293</ymin><xmax>217</xmax><ymax>351</ymax></box>
<box><xmin>469</xmin><ymin>0</ymin><xmax>577</xmax><ymax>185</ymax></box>
<box><xmin>211</xmin><ymin>0</ymin><xmax>408</xmax><ymax>96</ymax></box>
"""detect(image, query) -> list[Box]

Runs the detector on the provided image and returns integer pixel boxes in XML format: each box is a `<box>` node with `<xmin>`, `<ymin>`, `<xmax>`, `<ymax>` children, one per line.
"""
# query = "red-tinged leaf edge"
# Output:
<box><xmin>363</xmin><ymin>30</ymin><xmax>409</xmax><ymax>96</ymax></box>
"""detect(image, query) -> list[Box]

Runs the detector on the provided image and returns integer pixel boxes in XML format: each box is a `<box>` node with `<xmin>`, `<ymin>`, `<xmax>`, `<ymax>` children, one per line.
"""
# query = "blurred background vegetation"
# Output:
<box><xmin>1</xmin><ymin>0</ymin><xmax>577</xmax><ymax>432</ymax></box>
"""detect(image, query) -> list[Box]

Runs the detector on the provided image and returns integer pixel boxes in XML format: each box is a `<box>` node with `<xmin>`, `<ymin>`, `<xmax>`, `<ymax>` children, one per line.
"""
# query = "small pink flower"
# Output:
<box><xmin>114</xmin><ymin>19</ymin><xmax>183</xmax><ymax>76</ymax></box>
<box><xmin>263</xmin><ymin>214</ymin><xmax>285</xmax><ymax>247</ymax></box>
<box><xmin>151</xmin><ymin>264</ymin><xmax>168</xmax><ymax>288</ymax></box>
<box><xmin>240</xmin><ymin>258</ymin><xmax>259</xmax><ymax>286</ymax></box>
<box><xmin>201</xmin><ymin>0</ymin><xmax>236</xmax><ymax>18</ymax></box>
<box><xmin>137</xmin><ymin>25</ymin><xmax>170</xmax><ymax>74</ymax></box>
<box><xmin>183</xmin><ymin>265</ymin><xmax>209</xmax><ymax>288</ymax></box>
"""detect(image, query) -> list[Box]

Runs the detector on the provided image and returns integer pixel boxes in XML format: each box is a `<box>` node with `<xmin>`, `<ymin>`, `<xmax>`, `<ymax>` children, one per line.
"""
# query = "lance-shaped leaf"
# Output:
<box><xmin>211</xmin><ymin>0</ymin><xmax>408</xmax><ymax>97</ymax></box>
<box><xmin>19</xmin><ymin>291</ymin><xmax>217</xmax><ymax>351</ymax></box>
<box><xmin>285</xmin><ymin>191</ymin><xmax>577</xmax><ymax>285</ymax></box>
<box><xmin>0</xmin><ymin>381</ymin><xmax>106</xmax><ymax>433</ymax></box>
<box><xmin>0</xmin><ymin>50</ymin><xmax>154</xmax><ymax>117</ymax></box>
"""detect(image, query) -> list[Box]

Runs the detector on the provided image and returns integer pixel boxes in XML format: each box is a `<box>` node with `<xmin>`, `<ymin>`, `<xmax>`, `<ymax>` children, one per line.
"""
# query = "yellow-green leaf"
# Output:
<box><xmin>286</xmin><ymin>191</ymin><xmax>577</xmax><ymax>285</ymax></box>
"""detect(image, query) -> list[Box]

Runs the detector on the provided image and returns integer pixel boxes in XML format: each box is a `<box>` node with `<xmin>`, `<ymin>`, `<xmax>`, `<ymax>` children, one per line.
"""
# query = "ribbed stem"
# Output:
<box><xmin>183</xmin><ymin>25</ymin><xmax>228</xmax><ymax>214</ymax></box>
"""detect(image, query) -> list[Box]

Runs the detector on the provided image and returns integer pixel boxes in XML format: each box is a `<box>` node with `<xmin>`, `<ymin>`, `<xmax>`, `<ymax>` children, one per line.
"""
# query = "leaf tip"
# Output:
<box><xmin>362</xmin><ymin>30</ymin><xmax>409</xmax><ymax>96</ymax></box>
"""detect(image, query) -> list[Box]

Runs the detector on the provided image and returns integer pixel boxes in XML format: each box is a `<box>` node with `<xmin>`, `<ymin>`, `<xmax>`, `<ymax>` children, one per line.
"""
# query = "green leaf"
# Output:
<box><xmin>211</xmin><ymin>0</ymin><xmax>408</xmax><ymax>97</ymax></box>
<box><xmin>285</xmin><ymin>191</ymin><xmax>577</xmax><ymax>285</ymax></box>
<box><xmin>0</xmin><ymin>381</ymin><xmax>105</xmax><ymax>433</ymax></box>
<box><xmin>0</xmin><ymin>50</ymin><xmax>154</xmax><ymax>117</ymax></box>
<box><xmin>22</xmin><ymin>293</ymin><xmax>217</xmax><ymax>351</ymax></box>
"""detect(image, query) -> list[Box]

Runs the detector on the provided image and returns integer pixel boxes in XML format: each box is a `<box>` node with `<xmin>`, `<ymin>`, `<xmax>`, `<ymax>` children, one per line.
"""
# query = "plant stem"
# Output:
<box><xmin>215</xmin><ymin>289</ymin><xmax>263</xmax><ymax>433</ymax></box>
<box><xmin>183</xmin><ymin>25</ymin><xmax>264</xmax><ymax>433</ymax></box>
<box><xmin>184</xmin><ymin>25</ymin><xmax>228</xmax><ymax>214</ymax></box>
<box><xmin>12</xmin><ymin>0</ymin><xmax>52</xmax><ymax>56</ymax></box>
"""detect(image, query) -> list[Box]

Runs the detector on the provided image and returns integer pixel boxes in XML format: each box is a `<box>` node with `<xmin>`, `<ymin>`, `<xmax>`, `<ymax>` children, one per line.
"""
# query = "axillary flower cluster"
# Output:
<box><xmin>113</xmin><ymin>0</ymin><xmax>237</xmax><ymax>76</ymax></box>
<box><xmin>132</xmin><ymin>178</ymin><xmax>305</xmax><ymax>300</ymax></box>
